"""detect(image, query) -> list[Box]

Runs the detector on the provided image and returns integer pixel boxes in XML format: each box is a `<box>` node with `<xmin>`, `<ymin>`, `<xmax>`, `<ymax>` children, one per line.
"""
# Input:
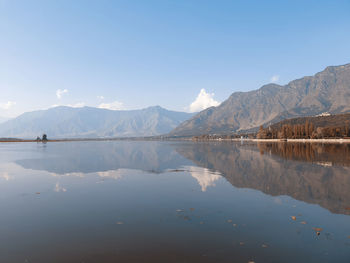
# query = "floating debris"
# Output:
<box><xmin>313</xmin><ymin>227</ymin><xmax>323</xmax><ymax>236</ymax></box>
<box><xmin>248</xmin><ymin>261</ymin><xmax>255</xmax><ymax>263</ymax></box>
<box><xmin>233</xmin><ymin>224</ymin><xmax>237</xmax><ymax>227</ymax></box>
<box><xmin>176</xmin><ymin>209</ymin><xmax>184</xmax><ymax>212</ymax></box>
<box><xmin>190</xmin><ymin>208</ymin><xmax>195</xmax><ymax>212</ymax></box>
<box><xmin>200</xmin><ymin>221</ymin><xmax>204</xmax><ymax>225</ymax></box>
<box><xmin>227</xmin><ymin>219</ymin><xmax>233</xmax><ymax>223</ymax></box>
<box><xmin>239</xmin><ymin>242</ymin><xmax>245</xmax><ymax>246</ymax></box>
<box><xmin>291</xmin><ymin>216</ymin><xmax>296</xmax><ymax>221</ymax></box>
<box><xmin>183</xmin><ymin>216</ymin><xmax>190</xmax><ymax>221</ymax></box>
<box><xmin>262</xmin><ymin>244</ymin><xmax>268</xmax><ymax>248</ymax></box>
<box><xmin>345</xmin><ymin>207</ymin><xmax>350</xmax><ymax>210</ymax></box>
<box><xmin>301</xmin><ymin>221</ymin><xmax>307</xmax><ymax>225</ymax></box>
<box><xmin>116</xmin><ymin>221</ymin><xmax>124</xmax><ymax>225</ymax></box>
<box><xmin>35</xmin><ymin>192</ymin><xmax>40</xmax><ymax>195</ymax></box>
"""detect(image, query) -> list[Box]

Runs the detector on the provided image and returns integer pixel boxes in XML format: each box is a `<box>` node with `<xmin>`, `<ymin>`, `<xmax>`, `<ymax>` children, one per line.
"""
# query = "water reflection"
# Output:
<box><xmin>175</xmin><ymin>142</ymin><xmax>350</xmax><ymax>215</ymax></box>
<box><xmin>54</xmin><ymin>182</ymin><xmax>67</xmax><ymax>192</ymax></box>
<box><xmin>16</xmin><ymin>141</ymin><xmax>192</xmax><ymax>174</ymax></box>
<box><xmin>0</xmin><ymin>171</ymin><xmax>12</xmax><ymax>181</ymax></box>
<box><xmin>1</xmin><ymin>141</ymin><xmax>350</xmax><ymax>262</ymax></box>
<box><xmin>185</xmin><ymin>166</ymin><xmax>221</xmax><ymax>192</ymax></box>
<box><xmin>14</xmin><ymin>141</ymin><xmax>350</xmax><ymax>215</ymax></box>
<box><xmin>257</xmin><ymin>142</ymin><xmax>350</xmax><ymax>167</ymax></box>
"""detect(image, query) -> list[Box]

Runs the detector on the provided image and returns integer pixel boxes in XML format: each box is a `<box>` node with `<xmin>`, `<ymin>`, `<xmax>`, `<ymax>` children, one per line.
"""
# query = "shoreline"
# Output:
<box><xmin>193</xmin><ymin>138</ymin><xmax>350</xmax><ymax>143</ymax></box>
<box><xmin>1</xmin><ymin>138</ymin><xmax>350</xmax><ymax>143</ymax></box>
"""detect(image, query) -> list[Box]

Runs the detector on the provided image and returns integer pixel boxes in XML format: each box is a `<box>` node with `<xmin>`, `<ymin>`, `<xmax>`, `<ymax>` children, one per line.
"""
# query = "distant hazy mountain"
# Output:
<box><xmin>0</xmin><ymin>106</ymin><xmax>193</xmax><ymax>139</ymax></box>
<box><xmin>0</xmin><ymin>116</ymin><xmax>9</xmax><ymax>124</ymax></box>
<box><xmin>170</xmin><ymin>63</ymin><xmax>350</xmax><ymax>136</ymax></box>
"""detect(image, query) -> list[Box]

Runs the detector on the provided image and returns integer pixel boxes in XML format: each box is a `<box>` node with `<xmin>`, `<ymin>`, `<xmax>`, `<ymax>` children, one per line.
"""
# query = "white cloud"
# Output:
<box><xmin>188</xmin><ymin>89</ymin><xmax>220</xmax><ymax>113</ymax></box>
<box><xmin>56</xmin><ymin>89</ymin><xmax>68</xmax><ymax>99</ymax></box>
<box><xmin>270</xmin><ymin>75</ymin><xmax>280</xmax><ymax>83</ymax></box>
<box><xmin>98</xmin><ymin>100</ymin><xmax>124</xmax><ymax>110</ymax></box>
<box><xmin>97</xmin><ymin>95</ymin><xmax>104</xmax><ymax>100</ymax></box>
<box><xmin>0</xmin><ymin>101</ymin><xmax>16</xmax><ymax>110</ymax></box>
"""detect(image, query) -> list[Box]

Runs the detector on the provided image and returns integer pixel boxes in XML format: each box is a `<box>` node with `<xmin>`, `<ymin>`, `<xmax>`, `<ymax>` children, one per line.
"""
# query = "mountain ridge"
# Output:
<box><xmin>170</xmin><ymin>63</ymin><xmax>350</xmax><ymax>136</ymax></box>
<box><xmin>0</xmin><ymin>105</ymin><xmax>193</xmax><ymax>139</ymax></box>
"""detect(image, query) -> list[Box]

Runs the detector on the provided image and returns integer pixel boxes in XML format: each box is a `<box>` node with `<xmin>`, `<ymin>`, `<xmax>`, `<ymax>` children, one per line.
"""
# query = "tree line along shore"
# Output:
<box><xmin>192</xmin><ymin>113</ymin><xmax>350</xmax><ymax>142</ymax></box>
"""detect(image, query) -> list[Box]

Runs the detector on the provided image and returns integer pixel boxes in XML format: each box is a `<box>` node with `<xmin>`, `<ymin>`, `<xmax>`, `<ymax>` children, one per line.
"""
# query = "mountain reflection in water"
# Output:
<box><xmin>176</xmin><ymin>142</ymin><xmax>350</xmax><ymax>215</ymax></box>
<box><xmin>15</xmin><ymin>141</ymin><xmax>350</xmax><ymax>215</ymax></box>
<box><xmin>15</xmin><ymin>141</ymin><xmax>192</xmax><ymax>174</ymax></box>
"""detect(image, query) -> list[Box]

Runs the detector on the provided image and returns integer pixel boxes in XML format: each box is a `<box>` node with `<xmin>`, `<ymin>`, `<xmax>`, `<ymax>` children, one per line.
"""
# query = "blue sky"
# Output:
<box><xmin>1</xmin><ymin>0</ymin><xmax>350</xmax><ymax>117</ymax></box>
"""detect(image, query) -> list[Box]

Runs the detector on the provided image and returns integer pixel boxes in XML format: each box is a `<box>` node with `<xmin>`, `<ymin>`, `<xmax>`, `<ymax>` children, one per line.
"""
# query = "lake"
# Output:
<box><xmin>0</xmin><ymin>141</ymin><xmax>350</xmax><ymax>263</ymax></box>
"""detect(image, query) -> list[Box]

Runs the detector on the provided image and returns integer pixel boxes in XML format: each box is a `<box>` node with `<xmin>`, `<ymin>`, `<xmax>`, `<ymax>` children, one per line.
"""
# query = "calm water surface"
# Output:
<box><xmin>0</xmin><ymin>141</ymin><xmax>350</xmax><ymax>263</ymax></box>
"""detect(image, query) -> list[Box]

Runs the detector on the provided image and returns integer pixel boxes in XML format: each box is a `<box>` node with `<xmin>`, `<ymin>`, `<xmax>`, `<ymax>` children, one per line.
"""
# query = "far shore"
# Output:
<box><xmin>1</xmin><ymin>137</ymin><xmax>350</xmax><ymax>143</ymax></box>
<box><xmin>194</xmin><ymin>138</ymin><xmax>350</xmax><ymax>143</ymax></box>
<box><xmin>0</xmin><ymin>139</ymin><xmax>73</xmax><ymax>143</ymax></box>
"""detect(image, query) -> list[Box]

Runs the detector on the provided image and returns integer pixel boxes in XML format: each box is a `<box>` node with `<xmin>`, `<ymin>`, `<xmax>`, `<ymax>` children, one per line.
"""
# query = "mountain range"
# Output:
<box><xmin>1</xmin><ymin>63</ymin><xmax>350</xmax><ymax>138</ymax></box>
<box><xmin>170</xmin><ymin>63</ymin><xmax>350</xmax><ymax>136</ymax></box>
<box><xmin>0</xmin><ymin>106</ymin><xmax>193</xmax><ymax>139</ymax></box>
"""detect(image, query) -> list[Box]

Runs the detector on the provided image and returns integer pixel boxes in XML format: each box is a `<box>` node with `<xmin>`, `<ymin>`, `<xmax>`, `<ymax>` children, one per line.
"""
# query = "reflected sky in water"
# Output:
<box><xmin>0</xmin><ymin>141</ymin><xmax>350</xmax><ymax>263</ymax></box>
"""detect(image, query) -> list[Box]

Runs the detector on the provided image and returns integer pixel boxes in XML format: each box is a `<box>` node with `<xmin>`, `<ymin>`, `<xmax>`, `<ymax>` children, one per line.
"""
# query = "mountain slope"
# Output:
<box><xmin>170</xmin><ymin>63</ymin><xmax>350</xmax><ymax>136</ymax></box>
<box><xmin>0</xmin><ymin>106</ymin><xmax>193</xmax><ymax>138</ymax></box>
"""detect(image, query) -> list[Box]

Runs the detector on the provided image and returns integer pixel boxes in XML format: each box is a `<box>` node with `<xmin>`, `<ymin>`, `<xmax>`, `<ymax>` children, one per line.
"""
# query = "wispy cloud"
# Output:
<box><xmin>97</xmin><ymin>95</ymin><xmax>104</xmax><ymax>100</ymax></box>
<box><xmin>56</xmin><ymin>89</ymin><xmax>68</xmax><ymax>99</ymax></box>
<box><xmin>70</xmin><ymin>102</ymin><xmax>85</xmax><ymax>108</ymax></box>
<box><xmin>270</xmin><ymin>75</ymin><xmax>280</xmax><ymax>83</ymax></box>
<box><xmin>188</xmin><ymin>89</ymin><xmax>220</xmax><ymax>113</ymax></box>
<box><xmin>51</xmin><ymin>102</ymin><xmax>85</xmax><ymax>108</ymax></box>
<box><xmin>98</xmin><ymin>100</ymin><xmax>124</xmax><ymax>110</ymax></box>
<box><xmin>0</xmin><ymin>101</ymin><xmax>16</xmax><ymax>110</ymax></box>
